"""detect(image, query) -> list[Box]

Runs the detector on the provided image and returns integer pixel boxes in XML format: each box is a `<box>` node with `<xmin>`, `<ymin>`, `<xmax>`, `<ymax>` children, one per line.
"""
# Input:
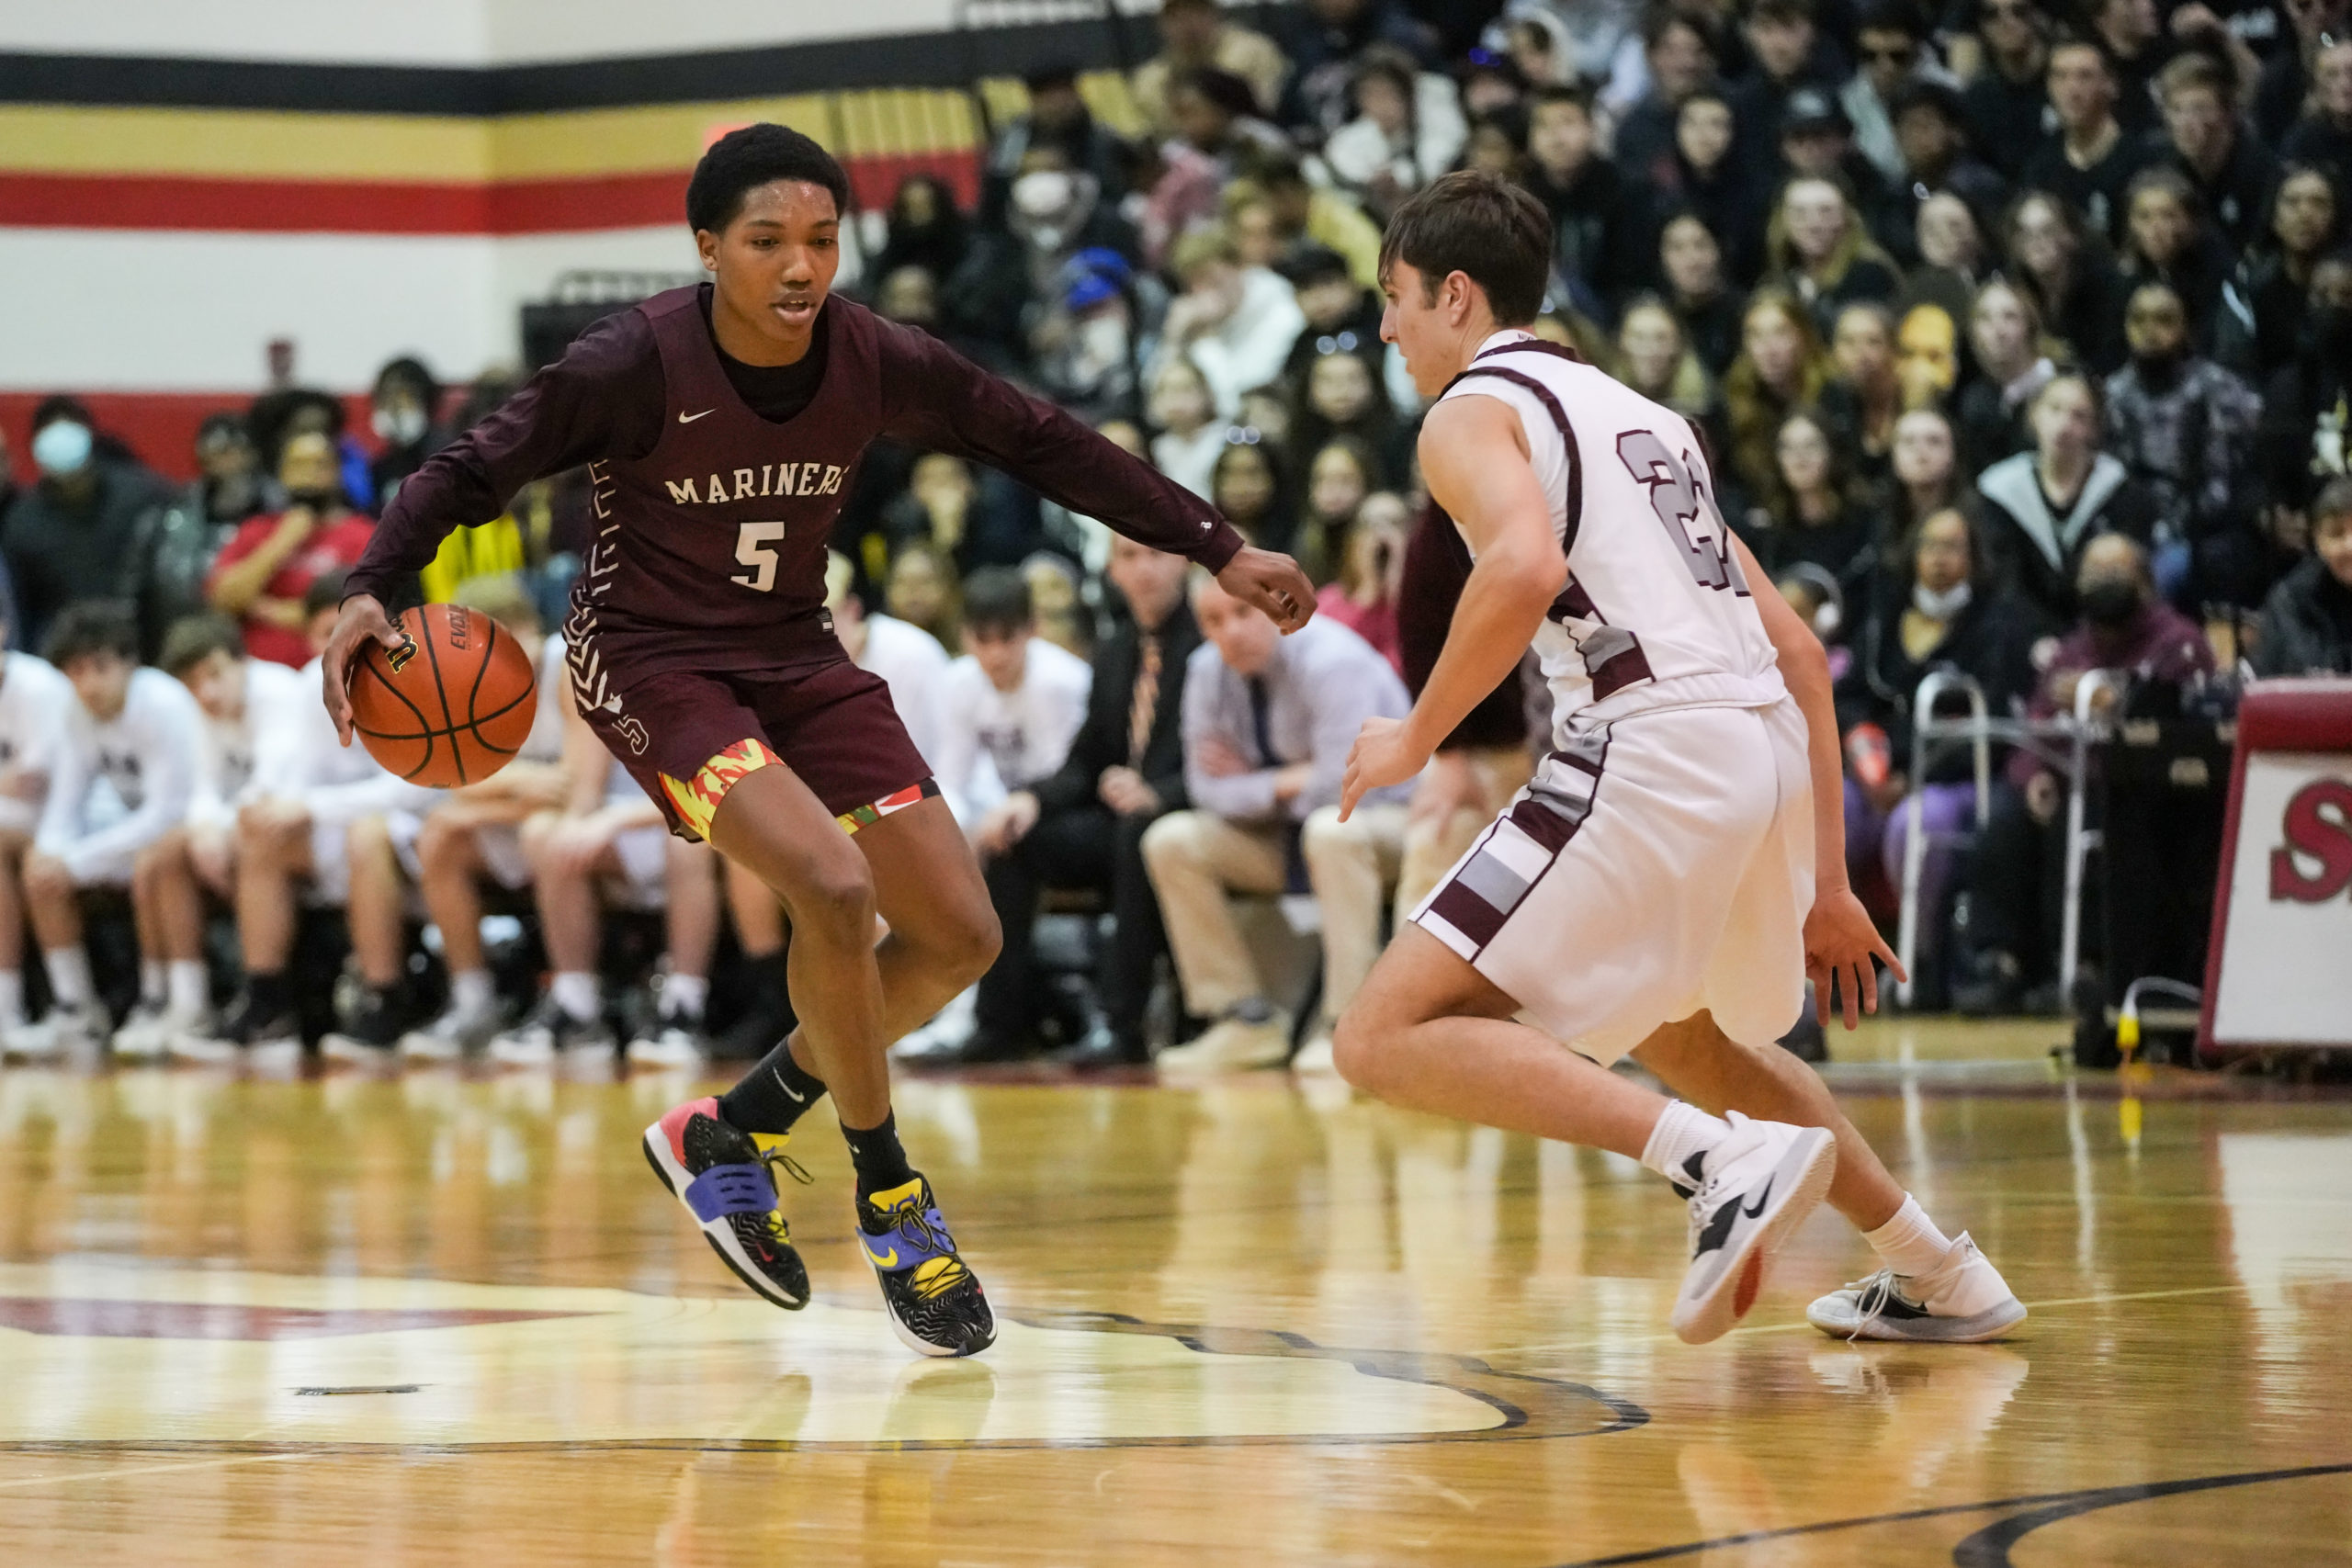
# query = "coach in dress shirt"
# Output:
<box><xmin>1142</xmin><ymin>571</ymin><xmax>1414</xmax><ymax>1073</ymax></box>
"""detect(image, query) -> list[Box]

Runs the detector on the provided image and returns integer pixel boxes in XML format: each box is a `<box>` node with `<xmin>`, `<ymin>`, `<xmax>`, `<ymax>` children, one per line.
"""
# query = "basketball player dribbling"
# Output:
<box><xmin>1334</xmin><ymin>173</ymin><xmax>2025</xmax><ymax>1345</ymax></box>
<box><xmin>324</xmin><ymin>125</ymin><xmax>1316</xmax><ymax>1357</ymax></box>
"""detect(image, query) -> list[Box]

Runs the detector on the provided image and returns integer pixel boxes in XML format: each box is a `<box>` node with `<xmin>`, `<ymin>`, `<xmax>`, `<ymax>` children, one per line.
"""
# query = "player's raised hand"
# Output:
<box><xmin>1215</xmin><ymin>546</ymin><xmax>1316</xmax><ymax>634</ymax></box>
<box><xmin>1340</xmin><ymin>716</ymin><xmax>1427</xmax><ymax>822</ymax></box>
<box><xmin>321</xmin><ymin>592</ymin><xmax>405</xmax><ymax>746</ymax></box>
<box><xmin>1804</xmin><ymin>886</ymin><xmax>1906</xmax><ymax>1030</ymax></box>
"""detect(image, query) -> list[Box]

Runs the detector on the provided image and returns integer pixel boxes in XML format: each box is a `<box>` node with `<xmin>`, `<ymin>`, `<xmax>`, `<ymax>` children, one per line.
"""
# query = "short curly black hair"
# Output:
<box><xmin>686</xmin><ymin>123</ymin><xmax>851</xmax><ymax>235</ymax></box>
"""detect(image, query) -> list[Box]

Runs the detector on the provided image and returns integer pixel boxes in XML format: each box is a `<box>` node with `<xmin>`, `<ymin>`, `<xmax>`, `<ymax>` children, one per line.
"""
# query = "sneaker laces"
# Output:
<box><xmin>874</xmin><ymin>1190</ymin><xmax>969</xmax><ymax>1300</ymax></box>
<box><xmin>1842</xmin><ymin>1268</ymin><xmax>1908</xmax><ymax>1342</ymax></box>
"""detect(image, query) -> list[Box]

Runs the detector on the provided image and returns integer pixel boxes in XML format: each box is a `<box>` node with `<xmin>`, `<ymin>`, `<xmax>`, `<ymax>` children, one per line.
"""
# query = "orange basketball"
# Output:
<box><xmin>348</xmin><ymin>603</ymin><xmax>537</xmax><ymax>787</ymax></box>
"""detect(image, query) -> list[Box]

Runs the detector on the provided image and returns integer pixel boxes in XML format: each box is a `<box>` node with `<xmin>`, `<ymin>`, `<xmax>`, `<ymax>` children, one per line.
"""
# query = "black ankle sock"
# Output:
<box><xmin>718</xmin><ymin>1038</ymin><xmax>829</xmax><ymax>1134</ymax></box>
<box><xmin>246</xmin><ymin>971</ymin><xmax>288</xmax><ymax>1017</ymax></box>
<box><xmin>842</xmin><ymin>1111</ymin><xmax>916</xmax><ymax>1200</ymax></box>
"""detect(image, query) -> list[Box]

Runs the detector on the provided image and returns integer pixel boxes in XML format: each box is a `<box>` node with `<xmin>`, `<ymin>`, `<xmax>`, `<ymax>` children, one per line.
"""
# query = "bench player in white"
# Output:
<box><xmin>1334</xmin><ymin>173</ymin><xmax>2024</xmax><ymax>1345</ymax></box>
<box><xmin>0</xmin><ymin>618</ymin><xmax>72</xmax><ymax>1041</ymax></box>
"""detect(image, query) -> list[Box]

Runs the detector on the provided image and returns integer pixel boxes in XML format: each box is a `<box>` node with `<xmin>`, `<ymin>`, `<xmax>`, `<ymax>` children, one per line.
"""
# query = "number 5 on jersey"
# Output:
<box><xmin>1617</xmin><ymin>431</ymin><xmax>1747</xmax><ymax>594</ymax></box>
<box><xmin>731</xmin><ymin>520</ymin><xmax>786</xmax><ymax>592</ymax></box>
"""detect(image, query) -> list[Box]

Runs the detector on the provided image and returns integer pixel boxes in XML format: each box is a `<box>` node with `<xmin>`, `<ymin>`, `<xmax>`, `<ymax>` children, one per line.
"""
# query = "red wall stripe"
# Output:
<box><xmin>1</xmin><ymin>391</ymin><xmax>375</xmax><ymax>484</ymax></box>
<box><xmin>0</xmin><ymin>152</ymin><xmax>980</xmax><ymax>235</ymax></box>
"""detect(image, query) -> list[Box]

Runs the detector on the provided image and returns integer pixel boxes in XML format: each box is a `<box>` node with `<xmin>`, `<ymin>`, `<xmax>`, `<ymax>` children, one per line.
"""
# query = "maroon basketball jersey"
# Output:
<box><xmin>565</xmin><ymin>288</ymin><xmax>878</xmax><ymax>693</ymax></box>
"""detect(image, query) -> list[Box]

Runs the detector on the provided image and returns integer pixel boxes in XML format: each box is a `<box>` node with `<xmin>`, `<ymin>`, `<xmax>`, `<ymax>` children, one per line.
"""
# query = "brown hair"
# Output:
<box><xmin>1377</xmin><ymin>170</ymin><xmax>1553</xmax><ymax>326</ymax></box>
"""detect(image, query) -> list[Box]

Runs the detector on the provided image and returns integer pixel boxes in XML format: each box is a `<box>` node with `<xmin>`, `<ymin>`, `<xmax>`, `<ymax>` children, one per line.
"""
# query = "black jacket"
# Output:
<box><xmin>2252</xmin><ymin>554</ymin><xmax>2352</xmax><ymax>675</ymax></box>
<box><xmin>1031</xmin><ymin>601</ymin><xmax>1201</xmax><ymax>819</ymax></box>
<box><xmin>1838</xmin><ymin>570</ymin><xmax>2048</xmax><ymax>779</ymax></box>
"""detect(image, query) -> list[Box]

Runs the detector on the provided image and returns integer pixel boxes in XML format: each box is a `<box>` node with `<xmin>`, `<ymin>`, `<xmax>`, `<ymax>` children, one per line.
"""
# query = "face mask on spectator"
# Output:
<box><xmin>372</xmin><ymin>404</ymin><xmax>428</xmax><ymax>446</ymax></box>
<box><xmin>286</xmin><ymin>486</ymin><xmax>339</xmax><ymax>512</ymax></box>
<box><xmin>1011</xmin><ymin>171</ymin><xmax>1087</xmax><ymax>252</ymax></box>
<box><xmin>32</xmin><ymin>419</ymin><xmax>92</xmax><ymax>479</ymax></box>
<box><xmin>1913</xmin><ymin>581</ymin><xmax>1973</xmax><ymax>619</ymax></box>
<box><xmin>2079</xmin><ymin>577</ymin><xmax>2140</xmax><ymax>627</ymax></box>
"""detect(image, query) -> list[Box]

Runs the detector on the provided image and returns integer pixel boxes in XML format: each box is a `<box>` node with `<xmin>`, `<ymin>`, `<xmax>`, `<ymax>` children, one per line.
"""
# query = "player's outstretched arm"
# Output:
<box><xmin>1729</xmin><ymin>532</ymin><xmax>1906</xmax><ymax>1027</ymax></box>
<box><xmin>1341</xmin><ymin>395</ymin><xmax>1560</xmax><ymax>819</ymax></box>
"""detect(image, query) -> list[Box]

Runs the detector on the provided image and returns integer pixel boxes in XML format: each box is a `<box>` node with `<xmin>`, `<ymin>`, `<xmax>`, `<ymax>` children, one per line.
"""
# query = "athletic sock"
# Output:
<box><xmin>166</xmin><ymin>961</ymin><xmax>208</xmax><ymax>1016</ymax></box>
<box><xmin>43</xmin><ymin>948</ymin><xmax>94</xmax><ymax>1010</ymax></box>
<box><xmin>549</xmin><ymin>971</ymin><xmax>600</xmax><ymax>1023</ymax></box>
<box><xmin>842</xmin><ymin>1110</ymin><xmax>916</xmax><ymax>1201</ymax></box>
<box><xmin>141</xmin><ymin>960</ymin><xmax>165</xmax><ymax>1005</ymax></box>
<box><xmin>450</xmin><ymin>968</ymin><xmax>495</xmax><ymax>1019</ymax></box>
<box><xmin>0</xmin><ymin>971</ymin><xmax>22</xmax><ymax>1025</ymax></box>
<box><xmin>719</xmin><ymin>1037</ymin><xmax>828</xmax><ymax>1135</ymax></box>
<box><xmin>1640</xmin><ymin>1100</ymin><xmax>1733</xmax><ymax>1188</ymax></box>
<box><xmin>662</xmin><ymin>972</ymin><xmax>709</xmax><ymax>1021</ymax></box>
<box><xmin>245</xmin><ymin>970</ymin><xmax>289</xmax><ymax>1018</ymax></box>
<box><xmin>1865</xmin><ymin>1194</ymin><xmax>1959</xmax><ymax>1280</ymax></box>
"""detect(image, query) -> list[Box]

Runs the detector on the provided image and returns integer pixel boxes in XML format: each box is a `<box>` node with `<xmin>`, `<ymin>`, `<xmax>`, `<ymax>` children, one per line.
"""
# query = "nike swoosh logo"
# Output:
<box><xmin>678</xmin><ymin>409</ymin><xmax>714</xmax><ymax>423</ymax></box>
<box><xmin>865</xmin><ymin>1242</ymin><xmax>899</xmax><ymax>1269</ymax></box>
<box><xmin>1742</xmin><ymin>1178</ymin><xmax>1774</xmax><ymax>1219</ymax></box>
<box><xmin>771</xmin><ymin>1066</ymin><xmax>806</xmax><ymax>1104</ymax></box>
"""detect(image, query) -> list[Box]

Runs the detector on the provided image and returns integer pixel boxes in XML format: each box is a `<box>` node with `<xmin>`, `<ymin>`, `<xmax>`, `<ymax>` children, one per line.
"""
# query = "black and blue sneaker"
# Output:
<box><xmin>855</xmin><ymin>1175</ymin><xmax>996</xmax><ymax>1358</ymax></box>
<box><xmin>643</xmin><ymin>1096</ymin><xmax>811</xmax><ymax>1310</ymax></box>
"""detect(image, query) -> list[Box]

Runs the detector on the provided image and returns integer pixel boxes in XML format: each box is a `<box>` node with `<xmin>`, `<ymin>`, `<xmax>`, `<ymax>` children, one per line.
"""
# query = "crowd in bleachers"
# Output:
<box><xmin>5</xmin><ymin>0</ymin><xmax>2352</xmax><ymax>1071</ymax></box>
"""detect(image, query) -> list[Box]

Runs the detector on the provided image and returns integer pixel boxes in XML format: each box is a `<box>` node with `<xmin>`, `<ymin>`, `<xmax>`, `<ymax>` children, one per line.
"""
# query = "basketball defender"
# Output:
<box><xmin>1335</xmin><ymin>174</ymin><xmax>2023</xmax><ymax>1345</ymax></box>
<box><xmin>326</xmin><ymin>126</ymin><xmax>1314</xmax><ymax>1357</ymax></box>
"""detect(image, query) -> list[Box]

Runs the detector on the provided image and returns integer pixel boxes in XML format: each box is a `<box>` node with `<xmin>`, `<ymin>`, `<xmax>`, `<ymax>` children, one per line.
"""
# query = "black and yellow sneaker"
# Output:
<box><xmin>856</xmin><ymin>1175</ymin><xmax>996</xmax><ymax>1358</ymax></box>
<box><xmin>642</xmin><ymin>1096</ymin><xmax>811</xmax><ymax>1310</ymax></box>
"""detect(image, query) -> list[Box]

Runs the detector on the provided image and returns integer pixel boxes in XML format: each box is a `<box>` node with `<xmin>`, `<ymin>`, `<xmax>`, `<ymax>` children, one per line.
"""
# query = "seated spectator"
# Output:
<box><xmin>2258</xmin><ymin>253</ymin><xmax>2352</xmax><ymax>517</ymax></box>
<box><xmin>2021</xmin><ymin>39</ymin><xmax>2154</xmax><ymax>243</ymax></box>
<box><xmin>1612</xmin><ymin>4</ymin><xmax>1724</xmax><ymax>180</ymax></box>
<box><xmin>7</xmin><ymin>603</ymin><xmax>204</xmax><ymax>1059</ymax></box>
<box><xmin>1819</xmin><ymin>300</ymin><xmax>1905</xmax><ymax>484</ymax></box>
<box><xmin>368</xmin><ymin>356</ymin><xmax>450</xmax><ymax>508</ymax></box>
<box><xmin>1275</xmin><ymin>0</ymin><xmax>1443</xmax><ymax>135</ymax></box>
<box><xmin>155</xmin><ymin>611</ymin><xmax>305</xmax><ymax>910</ymax></box>
<box><xmin>199</xmin><ymin>576</ymin><xmax>437</xmax><ymax>1058</ymax></box>
<box><xmin>1461</xmin><ymin>106</ymin><xmax>1529</xmax><ymax>180</ymax></box>
<box><xmin>1777</xmin><ymin>88</ymin><xmax>1897</xmax><ymax>227</ymax></box>
<box><xmin>1953</xmin><ymin>534</ymin><xmax>2212</xmax><ymax>1012</ymax></box>
<box><xmin>2086</xmin><ymin>0</ymin><xmax>2166</xmax><ymax>134</ymax></box>
<box><xmin>1143</xmin><ymin>572</ymin><xmax>1415</xmax><ymax>1072</ymax></box>
<box><xmin>1157</xmin><ymin>227</ymin><xmax>1306</xmax><ymax>421</ymax></box>
<box><xmin>133</xmin><ymin>415</ymin><xmax>270</xmax><ymax>658</ymax></box>
<box><xmin>2005</xmin><ymin>188</ymin><xmax>2130</xmax><ymax>375</ymax></box>
<box><xmin>1131</xmin><ymin>0</ymin><xmax>1288</xmax><ymax>138</ymax></box>
<box><xmin>1842</xmin><ymin>0</ymin><xmax>1955</xmax><ymax>188</ymax></box>
<box><xmin>957</xmin><ymin>148</ymin><xmax>1141</xmax><ymax>373</ymax></box>
<box><xmin>1246</xmin><ymin>153</ymin><xmax>1387</xmax><ymax>293</ymax></box>
<box><xmin>1294</xmin><ymin>345</ymin><xmax>1407</xmax><ymax>483</ymax></box>
<box><xmin>978</xmin><ymin>63</ymin><xmax>1131</xmax><ymax>231</ymax></box>
<box><xmin>2252</xmin><ymin>476</ymin><xmax>2352</xmax><ymax>673</ymax></box>
<box><xmin>1146</xmin><ymin>355</ymin><xmax>1226</xmax><ymax>501</ymax></box>
<box><xmin>206</xmin><ymin>430</ymin><xmax>375</xmax><ymax>668</ymax></box>
<box><xmin>1168</xmin><ymin>65</ymin><xmax>1290</xmax><ymax>184</ymax></box>
<box><xmin>1887</xmin><ymin>407</ymin><xmax>1967</xmax><ymax>539</ymax></box>
<box><xmin>1034</xmin><ymin>248</ymin><xmax>1139</xmax><ymax>427</ymax></box>
<box><xmin>1298</xmin><ymin>435</ymin><xmax>1379</xmax><ymax>583</ymax></box>
<box><xmin>1977</xmin><ymin>369</ymin><xmax>2161</xmax><ymax>625</ymax></box>
<box><xmin>2104</xmin><ymin>279</ymin><xmax>2267</xmax><ymax>606</ymax></box>
<box><xmin>1279</xmin><ymin>245</ymin><xmax>1385</xmax><ymax>392</ymax></box>
<box><xmin>1961</xmin><ymin>0</ymin><xmax>2052</xmax><ymax>183</ymax></box>
<box><xmin>1747</xmin><ymin>411</ymin><xmax>1883</xmax><ymax>603</ymax></box>
<box><xmin>2256</xmin><ymin>0</ymin><xmax>2346</xmax><ymax>149</ymax></box>
<box><xmin>1613</xmin><ymin>296</ymin><xmax>1723</xmax><ymax>434</ymax></box>
<box><xmin>188</xmin><ymin>413</ymin><xmax>267</xmax><ymax>532</ymax></box>
<box><xmin>1768</xmin><ymin>175</ymin><xmax>1904</xmax><ymax>334</ymax></box>
<box><xmin>1880</xmin><ymin>79</ymin><xmax>2009</xmax><ymax>270</ymax></box>
<box><xmin>874</xmin><ymin>175</ymin><xmax>972</xmax><ymax>288</ymax></box>
<box><xmin>2281</xmin><ymin>37</ymin><xmax>2352</xmax><ymax>180</ymax></box>
<box><xmin>1729</xmin><ymin>0</ymin><xmax>1839</xmax><ymax>184</ymax></box>
<box><xmin>2157</xmin><ymin>52</ymin><xmax>2278</xmax><ymax>253</ymax></box>
<box><xmin>1653</xmin><ymin>89</ymin><xmax>1766</xmax><ymax>287</ymax></box>
<box><xmin>1209</xmin><ymin>434</ymin><xmax>1294</xmax><ymax>549</ymax></box>
<box><xmin>1</xmin><ymin>398</ymin><xmax>172</xmax><ymax>658</ymax></box>
<box><xmin>1314</xmin><ymin>489</ymin><xmax>1408</xmax><ymax>672</ymax></box>
<box><xmin>1493</xmin><ymin>0</ymin><xmax>1645</xmax><ymax>113</ymax></box>
<box><xmin>0</xmin><ymin>604</ymin><xmax>71</xmax><ymax>1041</ymax></box>
<box><xmin>1899</xmin><ymin>195</ymin><xmax>1987</xmax><ymax>332</ymax></box>
<box><xmin>1723</xmin><ymin>289</ymin><xmax>1836</xmax><ymax>511</ymax></box>
<box><xmin>2235</xmin><ymin>164</ymin><xmax>2344</xmax><ymax>378</ymax></box>
<box><xmin>1320</xmin><ymin>45</ymin><xmax>1469</xmax><ymax>220</ymax></box>
<box><xmin>246</xmin><ymin>385</ymin><xmax>374</xmax><ymax>515</ymax></box>
<box><xmin>1839</xmin><ymin>507</ymin><xmax>2044</xmax><ymax>982</ymax></box>
<box><xmin>2116</xmin><ymin>166</ymin><xmax>2233</xmax><ymax>348</ymax></box>
<box><xmin>1954</xmin><ymin>276</ymin><xmax>2057</xmax><ymax>472</ymax></box>
<box><xmin>960</xmin><ymin>537</ymin><xmax>1198</xmax><ymax>1066</ymax></box>
<box><xmin>1519</xmin><ymin>83</ymin><xmax>1635</xmax><ymax>318</ymax></box>
<box><xmin>1896</xmin><ymin>298</ymin><xmax>1964</xmax><ymax>412</ymax></box>
<box><xmin>1657</xmin><ymin>211</ymin><xmax>1746</xmax><ymax>375</ymax></box>
<box><xmin>882</xmin><ymin>451</ymin><xmax>1042</xmax><ymax>576</ymax></box>
<box><xmin>885</xmin><ymin>539</ymin><xmax>963</xmax><ymax>649</ymax></box>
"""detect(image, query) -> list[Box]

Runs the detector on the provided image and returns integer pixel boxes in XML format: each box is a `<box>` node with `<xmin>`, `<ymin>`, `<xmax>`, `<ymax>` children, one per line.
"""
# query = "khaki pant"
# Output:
<box><xmin>1141</xmin><ymin>803</ymin><xmax>1409</xmax><ymax>1029</ymax></box>
<box><xmin>1394</xmin><ymin>747</ymin><xmax>1540</xmax><ymax>914</ymax></box>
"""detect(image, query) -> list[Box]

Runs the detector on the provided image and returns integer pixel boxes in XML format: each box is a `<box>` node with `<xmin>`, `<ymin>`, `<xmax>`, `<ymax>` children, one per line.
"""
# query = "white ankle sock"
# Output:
<box><xmin>167</xmin><ymin>961</ymin><xmax>208</xmax><ymax>1016</ymax></box>
<box><xmin>141</xmin><ymin>960</ymin><xmax>165</xmax><ymax>1004</ymax></box>
<box><xmin>550</xmin><ymin>971</ymin><xmax>599</xmax><ymax>1022</ymax></box>
<box><xmin>1864</xmin><ymin>1195</ymin><xmax>1956</xmax><ymax>1279</ymax></box>
<box><xmin>450</xmin><ymin>969</ymin><xmax>495</xmax><ymax>1017</ymax></box>
<box><xmin>43</xmin><ymin>948</ymin><xmax>93</xmax><ymax>1010</ymax></box>
<box><xmin>1641</xmin><ymin>1101</ymin><xmax>1733</xmax><ymax>1187</ymax></box>
<box><xmin>662</xmin><ymin>973</ymin><xmax>709</xmax><ymax>1020</ymax></box>
<box><xmin>0</xmin><ymin>971</ymin><xmax>22</xmax><ymax>1024</ymax></box>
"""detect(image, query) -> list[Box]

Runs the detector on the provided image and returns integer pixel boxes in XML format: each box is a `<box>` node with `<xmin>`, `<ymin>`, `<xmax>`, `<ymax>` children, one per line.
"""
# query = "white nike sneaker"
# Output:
<box><xmin>627</xmin><ymin>1010</ymin><xmax>707</xmax><ymax>1067</ymax></box>
<box><xmin>109</xmin><ymin>1001</ymin><xmax>175</xmax><ymax>1060</ymax></box>
<box><xmin>1805</xmin><ymin>1234</ymin><xmax>2027</xmax><ymax>1342</ymax></box>
<box><xmin>1157</xmin><ymin>1014</ymin><xmax>1291</xmax><ymax>1073</ymax></box>
<box><xmin>1670</xmin><ymin>1111</ymin><xmax>1838</xmax><ymax>1346</ymax></box>
<box><xmin>399</xmin><ymin>997</ymin><xmax>503</xmax><ymax>1061</ymax></box>
<box><xmin>6</xmin><ymin>1005</ymin><xmax>105</xmax><ymax>1061</ymax></box>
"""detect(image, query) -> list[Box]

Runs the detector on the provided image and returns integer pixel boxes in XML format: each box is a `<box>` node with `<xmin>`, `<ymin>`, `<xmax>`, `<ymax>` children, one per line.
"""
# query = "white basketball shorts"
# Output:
<box><xmin>1409</xmin><ymin>697</ymin><xmax>1815</xmax><ymax>1065</ymax></box>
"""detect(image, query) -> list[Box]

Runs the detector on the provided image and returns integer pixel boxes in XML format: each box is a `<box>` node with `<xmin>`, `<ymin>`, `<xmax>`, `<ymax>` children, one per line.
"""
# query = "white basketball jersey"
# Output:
<box><xmin>1437</xmin><ymin>333</ymin><xmax>1783</xmax><ymax>741</ymax></box>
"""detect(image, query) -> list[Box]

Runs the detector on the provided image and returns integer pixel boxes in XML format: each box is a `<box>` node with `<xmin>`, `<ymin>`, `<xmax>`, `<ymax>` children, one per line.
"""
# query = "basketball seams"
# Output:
<box><xmin>352</xmin><ymin>649</ymin><xmax>441</xmax><ymax>782</ymax></box>
<box><xmin>417</xmin><ymin>609</ymin><xmax>466</xmax><ymax>783</ymax></box>
<box><xmin>350</xmin><ymin>604</ymin><xmax>538</xmax><ymax>785</ymax></box>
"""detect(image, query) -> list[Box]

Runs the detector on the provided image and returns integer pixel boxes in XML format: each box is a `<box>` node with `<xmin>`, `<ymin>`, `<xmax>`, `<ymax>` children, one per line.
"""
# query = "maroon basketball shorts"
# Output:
<box><xmin>579</xmin><ymin>655</ymin><xmax>934</xmax><ymax>842</ymax></box>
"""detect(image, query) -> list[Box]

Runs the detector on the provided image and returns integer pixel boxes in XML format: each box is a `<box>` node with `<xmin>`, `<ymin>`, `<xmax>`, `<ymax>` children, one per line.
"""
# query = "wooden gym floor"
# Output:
<box><xmin>0</xmin><ymin>1020</ymin><xmax>2346</xmax><ymax>1565</ymax></box>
